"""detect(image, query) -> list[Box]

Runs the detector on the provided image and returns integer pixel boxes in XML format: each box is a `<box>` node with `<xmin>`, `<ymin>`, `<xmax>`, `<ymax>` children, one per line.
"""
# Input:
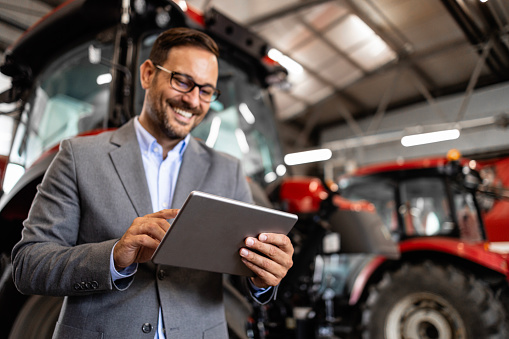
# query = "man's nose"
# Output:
<box><xmin>182</xmin><ymin>87</ymin><xmax>201</xmax><ymax>107</ymax></box>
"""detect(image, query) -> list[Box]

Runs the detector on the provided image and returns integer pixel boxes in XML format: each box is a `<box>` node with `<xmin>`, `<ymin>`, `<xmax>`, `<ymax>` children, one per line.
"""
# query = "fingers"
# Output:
<box><xmin>114</xmin><ymin>211</ymin><xmax>176</xmax><ymax>268</ymax></box>
<box><xmin>129</xmin><ymin>216</ymin><xmax>170</xmax><ymax>239</ymax></box>
<box><xmin>147</xmin><ymin>208</ymin><xmax>180</xmax><ymax>220</ymax></box>
<box><xmin>257</xmin><ymin>233</ymin><xmax>294</xmax><ymax>256</ymax></box>
<box><xmin>240</xmin><ymin>233</ymin><xmax>294</xmax><ymax>287</ymax></box>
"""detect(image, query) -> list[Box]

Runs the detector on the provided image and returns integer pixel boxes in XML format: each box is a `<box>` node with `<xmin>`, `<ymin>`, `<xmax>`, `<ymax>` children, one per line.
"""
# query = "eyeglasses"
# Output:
<box><xmin>155</xmin><ymin>64</ymin><xmax>221</xmax><ymax>103</ymax></box>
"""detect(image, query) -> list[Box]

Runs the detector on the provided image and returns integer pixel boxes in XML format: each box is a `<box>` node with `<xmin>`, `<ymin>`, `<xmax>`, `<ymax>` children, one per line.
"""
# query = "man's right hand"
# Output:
<box><xmin>113</xmin><ymin>209</ymin><xmax>179</xmax><ymax>270</ymax></box>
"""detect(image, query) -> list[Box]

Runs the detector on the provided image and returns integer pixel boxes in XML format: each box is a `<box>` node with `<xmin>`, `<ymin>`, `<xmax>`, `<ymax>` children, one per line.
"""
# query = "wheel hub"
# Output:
<box><xmin>404</xmin><ymin>309</ymin><xmax>451</xmax><ymax>339</ymax></box>
<box><xmin>386</xmin><ymin>292</ymin><xmax>466</xmax><ymax>339</ymax></box>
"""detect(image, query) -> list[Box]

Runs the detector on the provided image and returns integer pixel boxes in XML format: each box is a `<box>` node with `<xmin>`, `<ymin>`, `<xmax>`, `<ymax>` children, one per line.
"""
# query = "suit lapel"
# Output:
<box><xmin>171</xmin><ymin>137</ymin><xmax>210</xmax><ymax>209</ymax></box>
<box><xmin>109</xmin><ymin>120</ymin><xmax>153</xmax><ymax>217</ymax></box>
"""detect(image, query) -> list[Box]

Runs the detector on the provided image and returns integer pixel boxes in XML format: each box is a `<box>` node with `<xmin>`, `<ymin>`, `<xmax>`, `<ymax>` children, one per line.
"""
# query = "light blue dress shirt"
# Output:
<box><xmin>110</xmin><ymin>117</ymin><xmax>269</xmax><ymax>338</ymax></box>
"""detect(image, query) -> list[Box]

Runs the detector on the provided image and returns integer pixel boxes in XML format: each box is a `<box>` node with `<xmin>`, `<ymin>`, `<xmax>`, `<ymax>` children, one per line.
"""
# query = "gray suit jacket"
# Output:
<box><xmin>11</xmin><ymin>119</ymin><xmax>263</xmax><ymax>338</ymax></box>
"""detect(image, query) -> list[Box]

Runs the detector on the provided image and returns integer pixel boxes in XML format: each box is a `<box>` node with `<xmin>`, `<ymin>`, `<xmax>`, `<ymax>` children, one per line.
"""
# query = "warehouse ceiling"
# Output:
<box><xmin>1</xmin><ymin>0</ymin><xmax>509</xmax><ymax>150</ymax></box>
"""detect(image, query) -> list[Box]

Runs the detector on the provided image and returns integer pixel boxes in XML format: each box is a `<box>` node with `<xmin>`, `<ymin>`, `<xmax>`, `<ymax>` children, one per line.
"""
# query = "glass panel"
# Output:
<box><xmin>399</xmin><ymin>177</ymin><xmax>454</xmax><ymax>236</ymax></box>
<box><xmin>136</xmin><ymin>33</ymin><xmax>285</xmax><ymax>186</ymax></box>
<box><xmin>10</xmin><ymin>40</ymin><xmax>113</xmax><ymax>168</ymax></box>
<box><xmin>340</xmin><ymin>177</ymin><xmax>398</xmax><ymax>234</ymax></box>
<box><xmin>452</xmin><ymin>189</ymin><xmax>482</xmax><ymax>242</ymax></box>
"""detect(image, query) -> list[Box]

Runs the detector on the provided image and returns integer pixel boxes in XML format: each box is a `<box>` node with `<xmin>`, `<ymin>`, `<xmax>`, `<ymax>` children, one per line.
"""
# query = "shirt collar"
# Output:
<box><xmin>134</xmin><ymin>116</ymin><xmax>190</xmax><ymax>157</ymax></box>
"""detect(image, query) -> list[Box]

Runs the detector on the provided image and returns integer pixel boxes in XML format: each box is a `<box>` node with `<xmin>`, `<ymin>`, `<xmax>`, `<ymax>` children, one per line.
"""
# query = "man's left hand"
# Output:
<box><xmin>240</xmin><ymin>233</ymin><xmax>294</xmax><ymax>288</ymax></box>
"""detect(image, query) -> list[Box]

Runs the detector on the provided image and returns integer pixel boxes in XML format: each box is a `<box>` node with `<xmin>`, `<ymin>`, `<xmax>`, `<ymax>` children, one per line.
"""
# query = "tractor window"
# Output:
<box><xmin>10</xmin><ymin>40</ymin><xmax>113</xmax><ymax>168</ymax></box>
<box><xmin>452</xmin><ymin>189</ymin><xmax>482</xmax><ymax>242</ymax></box>
<box><xmin>399</xmin><ymin>178</ymin><xmax>454</xmax><ymax>237</ymax></box>
<box><xmin>339</xmin><ymin>177</ymin><xmax>398</xmax><ymax>235</ymax></box>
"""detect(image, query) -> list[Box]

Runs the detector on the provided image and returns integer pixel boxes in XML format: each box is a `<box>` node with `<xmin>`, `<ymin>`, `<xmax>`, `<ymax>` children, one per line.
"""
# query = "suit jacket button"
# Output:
<box><xmin>142</xmin><ymin>323</ymin><xmax>152</xmax><ymax>333</ymax></box>
<box><xmin>90</xmin><ymin>281</ymin><xmax>99</xmax><ymax>289</ymax></box>
<box><xmin>73</xmin><ymin>283</ymin><xmax>82</xmax><ymax>290</ymax></box>
<box><xmin>158</xmin><ymin>270</ymin><xmax>166</xmax><ymax>280</ymax></box>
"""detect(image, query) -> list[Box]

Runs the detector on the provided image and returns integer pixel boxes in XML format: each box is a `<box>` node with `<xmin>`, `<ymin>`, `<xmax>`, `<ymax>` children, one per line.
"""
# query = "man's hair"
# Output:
<box><xmin>149</xmin><ymin>27</ymin><xmax>219</xmax><ymax>66</ymax></box>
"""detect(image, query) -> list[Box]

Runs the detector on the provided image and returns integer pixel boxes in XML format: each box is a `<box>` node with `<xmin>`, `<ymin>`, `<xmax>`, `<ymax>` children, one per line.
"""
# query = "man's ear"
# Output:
<box><xmin>140</xmin><ymin>60</ymin><xmax>156</xmax><ymax>90</ymax></box>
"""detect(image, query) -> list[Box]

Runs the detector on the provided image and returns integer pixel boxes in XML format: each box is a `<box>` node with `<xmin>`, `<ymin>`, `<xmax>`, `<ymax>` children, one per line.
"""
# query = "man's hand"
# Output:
<box><xmin>240</xmin><ymin>233</ymin><xmax>294</xmax><ymax>288</ymax></box>
<box><xmin>113</xmin><ymin>209</ymin><xmax>179</xmax><ymax>270</ymax></box>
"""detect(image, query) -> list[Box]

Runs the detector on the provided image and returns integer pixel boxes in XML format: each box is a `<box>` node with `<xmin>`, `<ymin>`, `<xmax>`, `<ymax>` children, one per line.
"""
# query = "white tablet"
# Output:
<box><xmin>151</xmin><ymin>191</ymin><xmax>298</xmax><ymax>276</ymax></box>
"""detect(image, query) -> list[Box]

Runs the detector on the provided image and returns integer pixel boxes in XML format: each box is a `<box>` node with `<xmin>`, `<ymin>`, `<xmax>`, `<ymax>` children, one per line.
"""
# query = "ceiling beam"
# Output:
<box><xmin>440</xmin><ymin>0</ymin><xmax>509</xmax><ymax>79</ymax></box>
<box><xmin>246</xmin><ymin>0</ymin><xmax>335</xmax><ymax>27</ymax></box>
<box><xmin>36</xmin><ymin>0</ymin><xmax>65</xmax><ymax>8</ymax></box>
<box><xmin>0</xmin><ymin>3</ymin><xmax>48</xmax><ymax>17</ymax></box>
<box><xmin>343</xmin><ymin>0</ymin><xmax>437</xmax><ymax>90</ymax></box>
<box><xmin>0</xmin><ymin>13</ymin><xmax>29</xmax><ymax>32</ymax></box>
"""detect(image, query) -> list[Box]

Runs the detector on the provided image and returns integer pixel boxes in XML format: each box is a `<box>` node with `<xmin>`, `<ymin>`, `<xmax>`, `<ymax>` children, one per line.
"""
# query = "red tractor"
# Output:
<box><xmin>257</xmin><ymin>151</ymin><xmax>509</xmax><ymax>338</ymax></box>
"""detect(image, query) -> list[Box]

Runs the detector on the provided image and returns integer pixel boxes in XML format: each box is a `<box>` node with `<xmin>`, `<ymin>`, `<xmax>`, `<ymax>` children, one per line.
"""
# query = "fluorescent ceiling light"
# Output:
<box><xmin>205</xmin><ymin>116</ymin><xmax>221</xmax><ymax>148</ymax></box>
<box><xmin>401</xmin><ymin>129</ymin><xmax>460</xmax><ymax>147</ymax></box>
<box><xmin>0</xmin><ymin>116</ymin><xmax>14</xmax><ymax>155</ymax></box>
<box><xmin>96</xmin><ymin>73</ymin><xmax>112</xmax><ymax>85</ymax></box>
<box><xmin>3</xmin><ymin>163</ymin><xmax>25</xmax><ymax>194</ymax></box>
<box><xmin>276</xmin><ymin>164</ymin><xmax>287</xmax><ymax>176</ymax></box>
<box><xmin>264</xmin><ymin>171</ymin><xmax>277</xmax><ymax>183</ymax></box>
<box><xmin>239</xmin><ymin>103</ymin><xmax>255</xmax><ymax>124</ymax></box>
<box><xmin>235</xmin><ymin>128</ymin><xmax>250</xmax><ymax>154</ymax></box>
<box><xmin>268</xmin><ymin>48</ymin><xmax>303</xmax><ymax>75</ymax></box>
<box><xmin>177</xmin><ymin>0</ymin><xmax>188</xmax><ymax>11</ymax></box>
<box><xmin>284</xmin><ymin>149</ymin><xmax>332</xmax><ymax>166</ymax></box>
<box><xmin>0</xmin><ymin>73</ymin><xmax>11</xmax><ymax>92</ymax></box>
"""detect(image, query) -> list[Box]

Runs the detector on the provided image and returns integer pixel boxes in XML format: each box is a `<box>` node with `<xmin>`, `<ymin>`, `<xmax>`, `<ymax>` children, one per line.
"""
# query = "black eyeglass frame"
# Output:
<box><xmin>154</xmin><ymin>64</ymin><xmax>221</xmax><ymax>102</ymax></box>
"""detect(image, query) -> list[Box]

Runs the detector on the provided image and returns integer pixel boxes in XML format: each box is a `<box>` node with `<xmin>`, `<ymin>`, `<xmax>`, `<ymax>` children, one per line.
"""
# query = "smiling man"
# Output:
<box><xmin>12</xmin><ymin>28</ymin><xmax>294</xmax><ymax>339</ymax></box>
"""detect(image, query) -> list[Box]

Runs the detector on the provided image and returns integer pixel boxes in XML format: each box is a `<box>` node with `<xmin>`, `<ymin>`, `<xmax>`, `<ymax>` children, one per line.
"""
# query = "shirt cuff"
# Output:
<box><xmin>110</xmin><ymin>242</ymin><xmax>138</xmax><ymax>282</ymax></box>
<box><xmin>248</xmin><ymin>278</ymin><xmax>272</xmax><ymax>298</ymax></box>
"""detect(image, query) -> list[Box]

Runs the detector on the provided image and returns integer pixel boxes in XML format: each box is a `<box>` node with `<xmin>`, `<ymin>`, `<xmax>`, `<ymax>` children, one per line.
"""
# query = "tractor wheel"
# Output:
<box><xmin>8</xmin><ymin>295</ymin><xmax>63</xmax><ymax>339</ymax></box>
<box><xmin>361</xmin><ymin>261</ymin><xmax>508</xmax><ymax>339</ymax></box>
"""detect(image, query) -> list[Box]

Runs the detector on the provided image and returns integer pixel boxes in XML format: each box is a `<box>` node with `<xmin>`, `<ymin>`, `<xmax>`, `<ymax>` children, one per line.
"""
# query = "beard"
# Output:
<box><xmin>146</xmin><ymin>89</ymin><xmax>202</xmax><ymax>140</ymax></box>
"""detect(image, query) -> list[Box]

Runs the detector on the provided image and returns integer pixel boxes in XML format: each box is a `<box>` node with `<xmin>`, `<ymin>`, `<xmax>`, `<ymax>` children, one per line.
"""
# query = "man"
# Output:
<box><xmin>12</xmin><ymin>27</ymin><xmax>294</xmax><ymax>339</ymax></box>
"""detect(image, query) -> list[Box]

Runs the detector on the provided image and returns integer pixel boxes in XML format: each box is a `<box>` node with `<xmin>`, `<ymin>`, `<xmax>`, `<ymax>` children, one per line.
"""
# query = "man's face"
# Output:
<box><xmin>140</xmin><ymin>45</ymin><xmax>218</xmax><ymax>142</ymax></box>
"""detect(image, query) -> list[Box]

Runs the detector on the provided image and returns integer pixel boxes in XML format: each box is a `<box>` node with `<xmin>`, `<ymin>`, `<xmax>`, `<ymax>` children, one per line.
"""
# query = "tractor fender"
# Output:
<box><xmin>399</xmin><ymin>237</ymin><xmax>509</xmax><ymax>276</ymax></box>
<box><xmin>348</xmin><ymin>255</ymin><xmax>388</xmax><ymax>306</ymax></box>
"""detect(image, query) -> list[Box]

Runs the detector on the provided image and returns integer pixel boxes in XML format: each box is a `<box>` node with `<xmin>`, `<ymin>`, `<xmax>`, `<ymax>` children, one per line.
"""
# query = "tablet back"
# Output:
<box><xmin>151</xmin><ymin>191</ymin><xmax>298</xmax><ymax>276</ymax></box>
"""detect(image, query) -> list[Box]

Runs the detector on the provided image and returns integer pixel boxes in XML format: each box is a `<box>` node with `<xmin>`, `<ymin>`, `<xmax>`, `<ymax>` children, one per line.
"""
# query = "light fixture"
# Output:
<box><xmin>0</xmin><ymin>116</ymin><xmax>14</xmax><ymax>155</ymax></box>
<box><xmin>401</xmin><ymin>129</ymin><xmax>460</xmax><ymax>147</ymax></box>
<box><xmin>205</xmin><ymin>116</ymin><xmax>221</xmax><ymax>148</ymax></box>
<box><xmin>96</xmin><ymin>73</ymin><xmax>112</xmax><ymax>85</ymax></box>
<box><xmin>267</xmin><ymin>48</ymin><xmax>303</xmax><ymax>76</ymax></box>
<box><xmin>235</xmin><ymin>128</ymin><xmax>250</xmax><ymax>154</ymax></box>
<box><xmin>264</xmin><ymin>171</ymin><xmax>277</xmax><ymax>183</ymax></box>
<box><xmin>284</xmin><ymin>149</ymin><xmax>332</xmax><ymax>166</ymax></box>
<box><xmin>239</xmin><ymin>103</ymin><xmax>255</xmax><ymax>124</ymax></box>
<box><xmin>2</xmin><ymin>163</ymin><xmax>25</xmax><ymax>194</ymax></box>
<box><xmin>177</xmin><ymin>0</ymin><xmax>188</xmax><ymax>11</ymax></box>
<box><xmin>276</xmin><ymin>164</ymin><xmax>287</xmax><ymax>176</ymax></box>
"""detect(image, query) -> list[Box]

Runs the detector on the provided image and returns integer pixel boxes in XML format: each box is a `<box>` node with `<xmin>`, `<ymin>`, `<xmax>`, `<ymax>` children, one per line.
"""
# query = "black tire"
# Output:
<box><xmin>8</xmin><ymin>295</ymin><xmax>63</xmax><ymax>339</ymax></box>
<box><xmin>361</xmin><ymin>261</ymin><xmax>508</xmax><ymax>339</ymax></box>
